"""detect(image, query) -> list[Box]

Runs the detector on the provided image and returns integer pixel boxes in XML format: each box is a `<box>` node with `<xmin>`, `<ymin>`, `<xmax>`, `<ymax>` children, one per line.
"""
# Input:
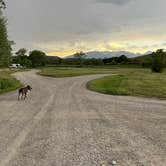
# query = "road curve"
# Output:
<box><xmin>0</xmin><ymin>70</ymin><xmax>165</xmax><ymax>166</ymax></box>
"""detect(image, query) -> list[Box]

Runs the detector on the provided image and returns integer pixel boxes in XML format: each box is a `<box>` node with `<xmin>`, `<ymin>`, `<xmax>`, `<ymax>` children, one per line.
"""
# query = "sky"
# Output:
<box><xmin>4</xmin><ymin>0</ymin><xmax>166</xmax><ymax>57</ymax></box>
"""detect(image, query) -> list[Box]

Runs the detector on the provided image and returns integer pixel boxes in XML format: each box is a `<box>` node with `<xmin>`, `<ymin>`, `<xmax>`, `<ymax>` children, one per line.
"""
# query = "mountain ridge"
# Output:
<box><xmin>66</xmin><ymin>51</ymin><xmax>142</xmax><ymax>59</ymax></box>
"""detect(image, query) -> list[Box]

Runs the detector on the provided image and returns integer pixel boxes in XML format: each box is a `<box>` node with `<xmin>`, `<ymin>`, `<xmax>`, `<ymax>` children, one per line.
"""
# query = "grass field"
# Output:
<box><xmin>87</xmin><ymin>69</ymin><xmax>166</xmax><ymax>99</ymax></box>
<box><xmin>39</xmin><ymin>67</ymin><xmax>114</xmax><ymax>77</ymax></box>
<box><xmin>40</xmin><ymin>67</ymin><xmax>166</xmax><ymax>99</ymax></box>
<box><xmin>0</xmin><ymin>69</ymin><xmax>22</xmax><ymax>94</ymax></box>
<box><xmin>39</xmin><ymin>66</ymin><xmax>149</xmax><ymax>78</ymax></box>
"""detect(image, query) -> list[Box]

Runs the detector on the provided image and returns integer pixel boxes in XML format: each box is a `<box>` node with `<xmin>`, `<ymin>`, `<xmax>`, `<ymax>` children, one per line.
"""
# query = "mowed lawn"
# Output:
<box><xmin>0</xmin><ymin>69</ymin><xmax>22</xmax><ymax>94</ymax></box>
<box><xmin>88</xmin><ymin>69</ymin><xmax>166</xmax><ymax>99</ymax></box>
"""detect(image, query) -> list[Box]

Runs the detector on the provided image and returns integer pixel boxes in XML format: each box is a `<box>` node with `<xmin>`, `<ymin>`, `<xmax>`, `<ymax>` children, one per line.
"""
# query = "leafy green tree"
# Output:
<box><xmin>74</xmin><ymin>51</ymin><xmax>86</xmax><ymax>67</ymax></box>
<box><xmin>21</xmin><ymin>58</ymin><xmax>32</xmax><ymax>68</ymax></box>
<box><xmin>14</xmin><ymin>48</ymin><xmax>26</xmax><ymax>64</ymax></box>
<box><xmin>0</xmin><ymin>0</ymin><xmax>11</xmax><ymax>67</ymax></box>
<box><xmin>16</xmin><ymin>48</ymin><xmax>27</xmax><ymax>57</ymax></box>
<box><xmin>151</xmin><ymin>49</ymin><xmax>164</xmax><ymax>73</ymax></box>
<box><xmin>29</xmin><ymin>50</ymin><xmax>47</xmax><ymax>67</ymax></box>
<box><xmin>0</xmin><ymin>0</ymin><xmax>5</xmax><ymax>8</ymax></box>
<box><xmin>103</xmin><ymin>57</ymin><xmax>118</xmax><ymax>65</ymax></box>
<box><xmin>12</xmin><ymin>48</ymin><xmax>32</xmax><ymax>67</ymax></box>
<box><xmin>117</xmin><ymin>55</ymin><xmax>129</xmax><ymax>63</ymax></box>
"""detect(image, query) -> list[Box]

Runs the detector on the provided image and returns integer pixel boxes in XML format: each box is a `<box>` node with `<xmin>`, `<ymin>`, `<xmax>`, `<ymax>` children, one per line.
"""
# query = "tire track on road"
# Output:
<box><xmin>0</xmin><ymin>94</ymin><xmax>55</xmax><ymax>166</ymax></box>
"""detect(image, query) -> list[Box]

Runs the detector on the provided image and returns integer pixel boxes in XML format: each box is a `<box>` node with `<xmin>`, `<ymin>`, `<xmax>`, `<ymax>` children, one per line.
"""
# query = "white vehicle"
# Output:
<box><xmin>10</xmin><ymin>64</ymin><xmax>23</xmax><ymax>68</ymax></box>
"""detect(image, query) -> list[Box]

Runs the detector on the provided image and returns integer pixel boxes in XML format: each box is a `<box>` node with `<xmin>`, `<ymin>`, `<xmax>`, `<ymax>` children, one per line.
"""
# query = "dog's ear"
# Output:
<box><xmin>27</xmin><ymin>85</ymin><xmax>32</xmax><ymax>90</ymax></box>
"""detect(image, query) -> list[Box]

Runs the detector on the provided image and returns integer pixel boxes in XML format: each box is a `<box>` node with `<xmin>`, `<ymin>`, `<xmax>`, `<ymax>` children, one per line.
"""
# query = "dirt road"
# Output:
<box><xmin>0</xmin><ymin>70</ymin><xmax>165</xmax><ymax>166</ymax></box>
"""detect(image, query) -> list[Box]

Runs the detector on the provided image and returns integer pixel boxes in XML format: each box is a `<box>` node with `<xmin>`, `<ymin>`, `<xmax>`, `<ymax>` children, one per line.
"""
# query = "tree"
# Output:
<box><xmin>73</xmin><ymin>51</ymin><xmax>86</xmax><ymax>66</ymax></box>
<box><xmin>83</xmin><ymin>58</ymin><xmax>104</xmax><ymax>66</ymax></box>
<box><xmin>151</xmin><ymin>49</ymin><xmax>164</xmax><ymax>73</ymax></box>
<box><xmin>103</xmin><ymin>57</ymin><xmax>118</xmax><ymax>65</ymax></box>
<box><xmin>21</xmin><ymin>58</ymin><xmax>32</xmax><ymax>67</ymax></box>
<box><xmin>29</xmin><ymin>50</ymin><xmax>47</xmax><ymax>67</ymax></box>
<box><xmin>16</xmin><ymin>48</ymin><xmax>27</xmax><ymax>57</ymax></box>
<box><xmin>46</xmin><ymin>56</ymin><xmax>62</xmax><ymax>65</ymax></box>
<box><xmin>0</xmin><ymin>1</ymin><xmax>12</xmax><ymax>67</ymax></box>
<box><xmin>13</xmin><ymin>48</ymin><xmax>32</xmax><ymax>67</ymax></box>
<box><xmin>0</xmin><ymin>0</ymin><xmax>5</xmax><ymax>9</ymax></box>
<box><xmin>117</xmin><ymin>55</ymin><xmax>129</xmax><ymax>63</ymax></box>
<box><xmin>62</xmin><ymin>58</ymin><xmax>77</xmax><ymax>65</ymax></box>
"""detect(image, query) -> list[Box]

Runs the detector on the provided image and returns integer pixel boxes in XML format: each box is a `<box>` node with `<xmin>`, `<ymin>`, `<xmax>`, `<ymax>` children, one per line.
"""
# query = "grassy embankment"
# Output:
<box><xmin>0</xmin><ymin>68</ymin><xmax>22</xmax><ymax>94</ymax></box>
<box><xmin>40</xmin><ymin>67</ymin><xmax>166</xmax><ymax>99</ymax></box>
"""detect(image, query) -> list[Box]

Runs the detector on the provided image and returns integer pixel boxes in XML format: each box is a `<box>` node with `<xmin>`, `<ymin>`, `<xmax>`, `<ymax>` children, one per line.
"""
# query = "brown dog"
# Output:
<box><xmin>18</xmin><ymin>85</ymin><xmax>32</xmax><ymax>100</ymax></box>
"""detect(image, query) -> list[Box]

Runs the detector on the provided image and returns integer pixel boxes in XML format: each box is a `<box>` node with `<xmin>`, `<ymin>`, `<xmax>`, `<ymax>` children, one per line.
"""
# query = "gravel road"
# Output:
<box><xmin>0</xmin><ymin>70</ymin><xmax>165</xmax><ymax>166</ymax></box>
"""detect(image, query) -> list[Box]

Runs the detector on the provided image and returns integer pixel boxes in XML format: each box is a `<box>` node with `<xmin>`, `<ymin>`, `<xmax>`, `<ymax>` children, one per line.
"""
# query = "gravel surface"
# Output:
<box><xmin>0</xmin><ymin>70</ymin><xmax>165</xmax><ymax>166</ymax></box>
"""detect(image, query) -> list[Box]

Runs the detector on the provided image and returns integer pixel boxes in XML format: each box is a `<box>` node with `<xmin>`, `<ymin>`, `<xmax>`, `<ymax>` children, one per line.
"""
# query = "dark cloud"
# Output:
<box><xmin>5</xmin><ymin>0</ymin><xmax>106</xmax><ymax>47</ymax></box>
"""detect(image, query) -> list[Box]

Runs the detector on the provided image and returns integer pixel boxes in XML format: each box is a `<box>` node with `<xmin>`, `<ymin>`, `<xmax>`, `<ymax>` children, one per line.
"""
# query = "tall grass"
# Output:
<box><xmin>0</xmin><ymin>69</ymin><xmax>22</xmax><ymax>94</ymax></box>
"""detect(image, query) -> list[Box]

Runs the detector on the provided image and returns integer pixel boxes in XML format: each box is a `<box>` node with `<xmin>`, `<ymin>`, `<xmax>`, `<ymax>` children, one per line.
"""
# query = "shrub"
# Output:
<box><xmin>151</xmin><ymin>56</ymin><xmax>163</xmax><ymax>73</ymax></box>
<box><xmin>0</xmin><ymin>70</ymin><xmax>22</xmax><ymax>94</ymax></box>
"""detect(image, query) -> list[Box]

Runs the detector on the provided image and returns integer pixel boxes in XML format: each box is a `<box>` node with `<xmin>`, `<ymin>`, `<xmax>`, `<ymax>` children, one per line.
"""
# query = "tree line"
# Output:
<box><xmin>131</xmin><ymin>49</ymin><xmax>166</xmax><ymax>72</ymax></box>
<box><xmin>12</xmin><ymin>49</ymin><xmax>166</xmax><ymax>73</ymax></box>
<box><xmin>12</xmin><ymin>51</ymin><xmax>131</xmax><ymax>67</ymax></box>
<box><xmin>12</xmin><ymin>49</ymin><xmax>47</xmax><ymax>67</ymax></box>
<box><xmin>0</xmin><ymin>0</ymin><xmax>12</xmax><ymax>67</ymax></box>
<box><xmin>12</xmin><ymin>50</ymin><xmax>103</xmax><ymax>67</ymax></box>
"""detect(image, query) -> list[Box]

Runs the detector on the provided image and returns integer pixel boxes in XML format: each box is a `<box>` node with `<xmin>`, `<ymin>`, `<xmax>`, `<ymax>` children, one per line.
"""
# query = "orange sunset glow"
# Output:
<box><xmin>48</xmin><ymin>50</ymin><xmax>76</xmax><ymax>57</ymax></box>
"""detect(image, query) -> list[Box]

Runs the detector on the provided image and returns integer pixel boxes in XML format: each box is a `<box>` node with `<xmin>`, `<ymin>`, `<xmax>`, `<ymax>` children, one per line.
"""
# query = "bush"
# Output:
<box><xmin>151</xmin><ymin>56</ymin><xmax>163</xmax><ymax>73</ymax></box>
<box><xmin>0</xmin><ymin>78</ymin><xmax>14</xmax><ymax>89</ymax></box>
<box><xmin>46</xmin><ymin>56</ymin><xmax>62</xmax><ymax>65</ymax></box>
<box><xmin>83</xmin><ymin>58</ymin><xmax>103</xmax><ymax>66</ymax></box>
<box><xmin>142</xmin><ymin>61</ymin><xmax>151</xmax><ymax>68</ymax></box>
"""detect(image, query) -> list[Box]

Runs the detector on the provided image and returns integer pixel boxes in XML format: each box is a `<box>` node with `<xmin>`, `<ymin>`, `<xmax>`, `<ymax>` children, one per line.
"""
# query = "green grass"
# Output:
<box><xmin>39</xmin><ymin>67</ymin><xmax>166</xmax><ymax>99</ymax></box>
<box><xmin>39</xmin><ymin>67</ymin><xmax>117</xmax><ymax>77</ymax></box>
<box><xmin>39</xmin><ymin>67</ymin><xmax>146</xmax><ymax>77</ymax></box>
<box><xmin>0</xmin><ymin>68</ymin><xmax>23</xmax><ymax>94</ymax></box>
<box><xmin>87</xmin><ymin>69</ymin><xmax>166</xmax><ymax>99</ymax></box>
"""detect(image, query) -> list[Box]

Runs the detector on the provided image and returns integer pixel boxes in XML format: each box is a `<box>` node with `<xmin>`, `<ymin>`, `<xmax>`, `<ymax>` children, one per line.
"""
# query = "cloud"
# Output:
<box><xmin>4</xmin><ymin>0</ymin><xmax>166</xmax><ymax>56</ymax></box>
<box><xmin>5</xmin><ymin>0</ymin><xmax>106</xmax><ymax>46</ymax></box>
<box><xmin>96</xmin><ymin>0</ymin><xmax>131</xmax><ymax>5</ymax></box>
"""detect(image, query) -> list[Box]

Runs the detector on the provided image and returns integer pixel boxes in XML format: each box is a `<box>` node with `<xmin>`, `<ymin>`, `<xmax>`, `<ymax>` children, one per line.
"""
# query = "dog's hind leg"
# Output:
<box><xmin>18</xmin><ymin>92</ymin><xmax>21</xmax><ymax>101</ymax></box>
<box><xmin>24</xmin><ymin>93</ymin><xmax>27</xmax><ymax>100</ymax></box>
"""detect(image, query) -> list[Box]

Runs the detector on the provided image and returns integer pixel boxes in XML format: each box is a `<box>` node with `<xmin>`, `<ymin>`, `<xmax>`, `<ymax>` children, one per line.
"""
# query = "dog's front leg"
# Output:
<box><xmin>21</xmin><ymin>94</ymin><xmax>24</xmax><ymax>100</ymax></box>
<box><xmin>24</xmin><ymin>93</ymin><xmax>27</xmax><ymax>100</ymax></box>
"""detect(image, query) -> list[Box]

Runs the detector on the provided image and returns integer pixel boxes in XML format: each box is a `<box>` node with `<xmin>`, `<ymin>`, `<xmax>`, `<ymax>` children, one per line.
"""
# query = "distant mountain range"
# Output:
<box><xmin>66</xmin><ymin>51</ymin><xmax>142</xmax><ymax>59</ymax></box>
